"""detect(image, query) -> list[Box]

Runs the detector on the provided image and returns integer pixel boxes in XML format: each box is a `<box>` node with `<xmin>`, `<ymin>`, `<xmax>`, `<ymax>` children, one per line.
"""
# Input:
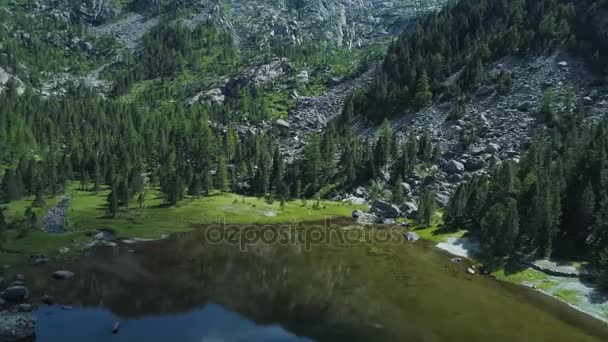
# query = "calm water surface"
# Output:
<box><xmin>22</xmin><ymin>223</ymin><xmax>608</xmax><ymax>341</ymax></box>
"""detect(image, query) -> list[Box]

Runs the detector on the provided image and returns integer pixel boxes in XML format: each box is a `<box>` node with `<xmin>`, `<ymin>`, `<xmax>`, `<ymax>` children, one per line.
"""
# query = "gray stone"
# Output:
<box><xmin>342</xmin><ymin>197</ymin><xmax>366</xmax><ymax>205</ymax></box>
<box><xmin>435</xmin><ymin>193</ymin><xmax>450</xmax><ymax>207</ymax></box>
<box><xmin>52</xmin><ymin>270</ymin><xmax>75</xmax><ymax>280</ymax></box>
<box><xmin>0</xmin><ymin>311</ymin><xmax>36</xmax><ymax>342</ymax></box>
<box><xmin>486</xmin><ymin>143</ymin><xmax>500</xmax><ymax>154</ymax></box>
<box><xmin>401</xmin><ymin>182</ymin><xmax>411</xmax><ymax>194</ymax></box>
<box><xmin>447</xmin><ymin>173</ymin><xmax>464</xmax><ymax>183</ymax></box>
<box><xmin>11</xmin><ymin>304</ymin><xmax>32</xmax><ymax>313</ymax></box>
<box><xmin>327</xmin><ymin>76</ymin><xmax>344</xmax><ymax>87</ymax></box>
<box><xmin>557</xmin><ymin>61</ymin><xmax>568</xmax><ymax>68</ymax></box>
<box><xmin>517</xmin><ymin>101</ymin><xmax>534</xmax><ymax>112</ymax></box>
<box><xmin>275</xmin><ymin>119</ymin><xmax>291</xmax><ymax>131</ymax></box>
<box><xmin>370</xmin><ymin>200</ymin><xmax>401</xmax><ymax>219</ymax></box>
<box><xmin>355</xmin><ymin>212</ymin><xmax>381</xmax><ymax>224</ymax></box>
<box><xmin>403</xmin><ymin>232</ymin><xmax>420</xmax><ymax>242</ymax></box>
<box><xmin>400</xmin><ymin>202</ymin><xmax>418</xmax><ymax>219</ymax></box>
<box><xmin>466</xmin><ymin>158</ymin><xmax>486</xmax><ymax>171</ymax></box>
<box><xmin>0</xmin><ymin>286</ymin><xmax>29</xmax><ymax>302</ymax></box>
<box><xmin>475</xmin><ymin>85</ymin><xmax>493</xmax><ymax>97</ymax></box>
<box><xmin>444</xmin><ymin>160</ymin><xmax>465</xmax><ymax>174</ymax></box>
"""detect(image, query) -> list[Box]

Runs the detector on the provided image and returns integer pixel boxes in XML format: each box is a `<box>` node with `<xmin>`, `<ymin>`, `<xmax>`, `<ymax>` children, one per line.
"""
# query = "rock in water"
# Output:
<box><xmin>0</xmin><ymin>286</ymin><xmax>29</xmax><ymax>302</ymax></box>
<box><xmin>467</xmin><ymin>267</ymin><xmax>476</xmax><ymax>275</ymax></box>
<box><xmin>403</xmin><ymin>232</ymin><xmax>420</xmax><ymax>242</ymax></box>
<box><xmin>112</xmin><ymin>321</ymin><xmax>120</xmax><ymax>334</ymax></box>
<box><xmin>41</xmin><ymin>294</ymin><xmax>55</xmax><ymax>305</ymax></box>
<box><xmin>52</xmin><ymin>270</ymin><xmax>75</xmax><ymax>280</ymax></box>
<box><xmin>0</xmin><ymin>311</ymin><xmax>36</xmax><ymax>341</ymax></box>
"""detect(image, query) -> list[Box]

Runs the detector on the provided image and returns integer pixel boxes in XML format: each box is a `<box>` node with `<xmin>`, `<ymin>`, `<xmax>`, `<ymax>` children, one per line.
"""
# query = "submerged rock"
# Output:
<box><xmin>0</xmin><ymin>310</ymin><xmax>36</xmax><ymax>342</ymax></box>
<box><xmin>52</xmin><ymin>270</ymin><xmax>75</xmax><ymax>280</ymax></box>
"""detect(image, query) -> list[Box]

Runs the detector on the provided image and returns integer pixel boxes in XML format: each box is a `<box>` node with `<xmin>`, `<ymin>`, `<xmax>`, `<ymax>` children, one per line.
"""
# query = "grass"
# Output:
<box><xmin>0</xmin><ymin>183</ymin><xmax>363</xmax><ymax>267</ymax></box>
<box><xmin>410</xmin><ymin>212</ymin><xmax>466</xmax><ymax>243</ymax></box>
<box><xmin>492</xmin><ymin>267</ymin><xmax>549</xmax><ymax>284</ymax></box>
<box><xmin>554</xmin><ymin>289</ymin><xmax>582</xmax><ymax>305</ymax></box>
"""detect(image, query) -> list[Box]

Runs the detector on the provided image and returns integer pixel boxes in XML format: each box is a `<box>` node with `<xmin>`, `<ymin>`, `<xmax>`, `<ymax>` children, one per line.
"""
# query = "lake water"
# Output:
<box><xmin>23</xmin><ymin>223</ymin><xmax>608</xmax><ymax>341</ymax></box>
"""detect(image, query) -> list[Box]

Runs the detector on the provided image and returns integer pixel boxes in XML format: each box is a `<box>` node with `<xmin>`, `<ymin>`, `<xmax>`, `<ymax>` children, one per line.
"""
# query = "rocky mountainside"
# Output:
<box><xmin>2</xmin><ymin>0</ymin><xmax>607</xmax><ymax>208</ymax></box>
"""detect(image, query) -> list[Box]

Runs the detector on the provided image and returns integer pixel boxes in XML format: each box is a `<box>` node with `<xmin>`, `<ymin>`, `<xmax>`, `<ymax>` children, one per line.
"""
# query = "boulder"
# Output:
<box><xmin>444</xmin><ymin>160</ymin><xmax>465</xmax><ymax>174</ymax></box>
<box><xmin>466</xmin><ymin>158</ymin><xmax>486</xmax><ymax>171</ymax></box>
<box><xmin>355</xmin><ymin>212</ymin><xmax>381</xmax><ymax>225</ymax></box>
<box><xmin>352</xmin><ymin>210</ymin><xmax>364</xmax><ymax>219</ymax></box>
<box><xmin>354</xmin><ymin>187</ymin><xmax>367</xmax><ymax>197</ymax></box>
<box><xmin>486</xmin><ymin>143</ymin><xmax>500</xmax><ymax>154</ymax></box>
<box><xmin>435</xmin><ymin>193</ymin><xmax>450</xmax><ymax>208</ymax></box>
<box><xmin>517</xmin><ymin>101</ymin><xmax>534</xmax><ymax>112</ymax></box>
<box><xmin>0</xmin><ymin>286</ymin><xmax>29</xmax><ymax>302</ymax></box>
<box><xmin>12</xmin><ymin>304</ymin><xmax>32</xmax><ymax>313</ymax></box>
<box><xmin>401</xmin><ymin>182</ymin><xmax>412</xmax><ymax>194</ymax></box>
<box><xmin>296</xmin><ymin>70</ymin><xmax>309</xmax><ymax>84</ymax></box>
<box><xmin>370</xmin><ymin>200</ymin><xmax>401</xmax><ymax>219</ymax></box>
<box><xmin>467</xmin><ymin>267</ymin><xmax>476</xmax><ymax>275</ymax></box>
<box><xmin>342</xmin><ymin>197</ymin><xmax>366</xmax><ymax>205</ymax></box>
<box><xmin>475</xmin><ymin>85</ymin><xmax>493</xmax><ymax>97</ymax></box>
<box><xmin>0</xmin><ymin>311</ymin><xmax>36</xmax><ymax>341</ymax></box>
<box><xmin>403</xmin><ymin>232</ymin><xmax>420</xmax><ymax>242</ymax></box>
<box><xmin>557</xmin><ymin>61</ymin><xmax>568</xmax><ymax>68</ymax></box>
<box><xmin>447</xmin><ymin>173</ymin><xmax>464</xmax><ymax>183</ymax></box>
<box><xmin>327</xmin><ymin>76</ymin><xmax>344</xmax><ymax>87</ymax></box>
<box><xmin>382</xmin><ymin>218</ymin><xmax>396</xmax><ymax>225</ymax></box>
<box><xmin>32</xmin><ymin>256</ymin><xmax>48</xmax><ymax>266</ymax></box>
<box><xmin>41</xmin><ymin>294</ymin><xmax>55</xmax><ymax>305</ymax></box>
<box><xmin>400</xmin><ymin>202</ymin><xmax>418</xmax><ymax>219</ymax></box>
<box><xmin>52</xmin><ymin>270</ymin><xmax>75</xmax><ymax>280</ymax></box>
<box><xmin>72</xmin><ymin>0</ymin><xmax>118</xmax><ymax>25</ymax></box>
<box><xmin>275</xmin><ymin>119</ymin><xmax>291</xmax><ymax>134</ymax></box>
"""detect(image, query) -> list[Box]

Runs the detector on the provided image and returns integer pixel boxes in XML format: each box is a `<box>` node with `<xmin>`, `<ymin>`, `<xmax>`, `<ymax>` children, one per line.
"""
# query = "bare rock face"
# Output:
<box><xmin>72</xmin><ymin>0</ymin><xmax>118</xmax><ymax>25</ymax></box>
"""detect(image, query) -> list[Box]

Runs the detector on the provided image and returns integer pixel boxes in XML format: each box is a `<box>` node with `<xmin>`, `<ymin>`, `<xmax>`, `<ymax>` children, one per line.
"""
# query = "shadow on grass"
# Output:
<box><xmin>501</xmin><ymin>259</ymin><xmax>530</xmax><ymax>276</ymax></box>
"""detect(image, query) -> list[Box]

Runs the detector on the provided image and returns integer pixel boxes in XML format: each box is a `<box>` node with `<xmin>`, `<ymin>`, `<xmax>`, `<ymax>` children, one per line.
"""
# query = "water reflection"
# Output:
<box><xmin>24</xmin><ymin>224</ymin><xmax>608</xmax><ymax>341</ymax></box>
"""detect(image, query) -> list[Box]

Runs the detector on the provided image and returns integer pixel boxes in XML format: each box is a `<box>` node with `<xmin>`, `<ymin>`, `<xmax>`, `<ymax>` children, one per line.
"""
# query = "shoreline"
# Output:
<box><xmin>432</xmin><ymin>233</ymin><xmax>608</xmax><ymax>326</ymax></box>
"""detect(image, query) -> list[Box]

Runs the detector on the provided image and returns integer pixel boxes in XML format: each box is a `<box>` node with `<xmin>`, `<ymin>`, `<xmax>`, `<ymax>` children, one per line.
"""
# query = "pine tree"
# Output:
<box><xmin>189</xmin><ymin>174</ymin><xmax>202</xmax><ymax>197</ymax></box>
<box><xmin>0</xmin><ymin>207</ymin><xmax>6</xmax><ymax>249</ymax></box>
<box><xmin>392</xmin><ymin>175</ymin><xmax>404</xmax><ymax>205</ymax></box>
<box><xmin>202</xmin><ymin>167</ymin><xmax>213</xmax><ymax>196</ymax></box>
<box><xmin>417</xmin><ymin>191</ymin><xmax>435</xmax><ymax>227</ymax></box>
<box><xmin>33</xmin><ymin>191</ymin><xmax>46</xmax><ymax>208</ymax></box>
<box><xmin>137</xmin><ymin>192</ymin><xmax>146</xmax><ymax>209</ymax></box>
<box><xmin>117</xmin><ymin>180</ymin><xmax>130</xmax><ymax>208</ymax></box>
<box><xmin>217</xmin><ymin>157</ymin><xmax>229</xmax><ymax>192</ymax></box>
<box><xmin>107</xmin><ymin>190</ymin><xmax>119</xmax><ymax>217</ymax></box>
<box><xmin>413</xmin><ymin>70</ymin><xmax>432</xmax><ymax>108</ymax></box>
<box><xmin>2</xmin><ymin>169</ymin><xmax>24</xmax><ymax>203</ymax></box>
<box><xmin>540</xmin><ymin>88</ymin><xmax>556</xmax><ymax>125</ymax></box>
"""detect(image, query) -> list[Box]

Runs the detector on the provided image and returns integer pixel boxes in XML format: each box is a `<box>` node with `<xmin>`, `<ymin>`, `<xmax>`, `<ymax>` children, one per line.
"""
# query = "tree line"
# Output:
<box><xmin>340</xmin><ymin>0</ymin><xmax>608</xmax><ymax>124</ymax></box>
<box><xmin>443</xmin><ymin>88</ymin><xmax>608</xmax><ymax>287</ymax></box>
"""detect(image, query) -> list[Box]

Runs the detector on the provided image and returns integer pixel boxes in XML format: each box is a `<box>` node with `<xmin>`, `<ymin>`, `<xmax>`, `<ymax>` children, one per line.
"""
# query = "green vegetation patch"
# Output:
<box><xmin>0</xmin><ymin>183</ymin><xmax>362</xmax><ymax>267</ymax></box>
